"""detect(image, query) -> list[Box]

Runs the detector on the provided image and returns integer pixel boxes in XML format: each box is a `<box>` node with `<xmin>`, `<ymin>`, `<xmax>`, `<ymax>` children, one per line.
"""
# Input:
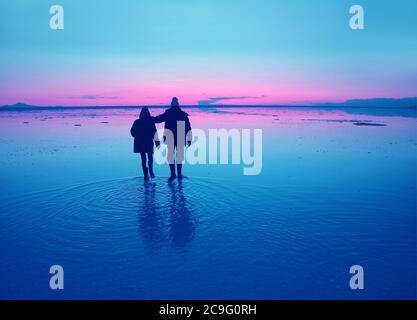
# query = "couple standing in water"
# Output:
<box><xmin>130</xmin><ymin>97</ymin><xmax>192</xmax><ymax>182</ymax></box>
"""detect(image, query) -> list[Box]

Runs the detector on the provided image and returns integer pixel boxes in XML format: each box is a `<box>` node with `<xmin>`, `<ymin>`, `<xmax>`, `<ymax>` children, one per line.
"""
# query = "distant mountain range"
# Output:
<box><xmin>1</xmin><ymin>97</ymin><xmax>416</xmax><ymax>109</ymax></box>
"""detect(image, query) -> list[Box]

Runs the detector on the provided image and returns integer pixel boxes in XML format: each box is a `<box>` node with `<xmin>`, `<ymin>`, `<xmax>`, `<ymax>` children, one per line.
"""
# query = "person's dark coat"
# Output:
<box><xmin>154</xmin><ymin>106</ymin><xmax>192</xmax><ymax>145</ymax></box>
<box><xmin>130</xmin><ymin>118</ymin><xmax>158</xmax><ymax>154</ymax></box>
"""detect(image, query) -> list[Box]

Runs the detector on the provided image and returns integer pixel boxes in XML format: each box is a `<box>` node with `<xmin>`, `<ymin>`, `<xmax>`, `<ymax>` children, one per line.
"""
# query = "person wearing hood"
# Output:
<box><xmin>130</xmin><ymin>107</ymin><xmax>160</xmax><ymax>180</ymax></box>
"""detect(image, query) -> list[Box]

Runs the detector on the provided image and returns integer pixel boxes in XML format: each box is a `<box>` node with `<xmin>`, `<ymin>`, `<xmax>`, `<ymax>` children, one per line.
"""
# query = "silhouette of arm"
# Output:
<box><xmin>153</xmin><ymin>113</ymin><xmax>166</xmax><ymax>124</ymax></box>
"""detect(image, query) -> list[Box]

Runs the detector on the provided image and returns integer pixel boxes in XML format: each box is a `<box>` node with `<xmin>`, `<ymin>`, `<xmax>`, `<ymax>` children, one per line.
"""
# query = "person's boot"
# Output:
<box><xmin>148</xmin><ymin>161</ymin><xmax>155</xmax><ymax>178</ymax></box>
<box><xmin>177</xmin><ymin>164</ymin><xmax>183</xmax><ymax>179</ymax></box>
<box><xmin>168</xmin><ymin>164</ymin><xmax>176</xmax><ymax>182</ymax></box>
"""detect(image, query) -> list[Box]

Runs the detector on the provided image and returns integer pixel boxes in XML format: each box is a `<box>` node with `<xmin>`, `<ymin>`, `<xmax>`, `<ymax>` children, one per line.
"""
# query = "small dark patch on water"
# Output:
<box><xmin>101</xmin><ymin>121</ymin><xmax>109</xmax><ymax>124</ymax></box>
<box><xmin>23</xmin><ymin>122</ymin><xmax>29</xmax><ymax>124</ymax></box>
<box><xmin>74</xmin><ymin>124</ymin><xmax>82</xmax><ymax>127</ymax></box>
<box><xmin>302</xmin><ymin>119</ymin><xmax>387</xmax><ymax>126</ymax></box>
<box><xmin>353</xmin><ymin>122</ymin><xmax>386</xmax><ymax>127</ymax></box>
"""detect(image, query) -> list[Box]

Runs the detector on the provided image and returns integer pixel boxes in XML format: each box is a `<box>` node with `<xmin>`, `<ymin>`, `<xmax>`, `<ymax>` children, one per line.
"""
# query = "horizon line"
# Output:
<box><xmin>1</xmin><ymin>97</ymin><xmax>415</xmax><ymax>110</ymax></box>
<box><xmin>1</xmin><ymin>104</ymin><xmax>417</xmax><ymax>111</ymax></box>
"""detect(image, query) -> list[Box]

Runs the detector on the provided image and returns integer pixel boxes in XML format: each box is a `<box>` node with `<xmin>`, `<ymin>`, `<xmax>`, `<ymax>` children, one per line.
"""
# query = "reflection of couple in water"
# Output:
<box><xmin>138</xmin><ymin>180</ymin><xmax>195</xmax><ymax>250</ymax></box>
<box><xmin>130</xmin><ymin>97</ymin><xmax>192</xmax><ymax>182</ymax></box>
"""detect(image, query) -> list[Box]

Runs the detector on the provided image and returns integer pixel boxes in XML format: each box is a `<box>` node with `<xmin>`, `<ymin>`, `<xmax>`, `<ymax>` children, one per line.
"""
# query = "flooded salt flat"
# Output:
<box><xmin>0</xmin><ymin>107</ymin><xmax>416</xmax><ymax>299</ymax></box>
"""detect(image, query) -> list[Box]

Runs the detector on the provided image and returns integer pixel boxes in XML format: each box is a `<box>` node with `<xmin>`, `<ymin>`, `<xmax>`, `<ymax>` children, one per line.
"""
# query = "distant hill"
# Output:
<box><xmin>2</xmin><ymin>102</ymin><xmax>37</xmax><ymax>108</ymax></box>
<box><xmin>316</xmin><ymin>97</ymin><xmax>417</xmax><ymax>108</ymax></box>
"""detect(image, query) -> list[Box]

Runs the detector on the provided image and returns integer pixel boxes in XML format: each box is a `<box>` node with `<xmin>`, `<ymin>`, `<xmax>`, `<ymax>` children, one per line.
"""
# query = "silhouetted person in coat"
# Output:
<box><xmin>154</xmin><ymin>97</ymin><xmax>192</xmax><ymax>182</ymax></box>
<box><xmin>130</xmin><ymin>107</ymin><xmax>160</xmax><ymax>180</ymax></box>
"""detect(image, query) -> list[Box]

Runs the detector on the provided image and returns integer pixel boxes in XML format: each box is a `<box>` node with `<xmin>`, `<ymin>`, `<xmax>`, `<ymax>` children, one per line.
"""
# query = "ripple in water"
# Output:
<box><xmin>0</xmin><ymin>177</ymin><xmax>415</xmax><ymax>298</ymax></box>
<box><xmin>0</xmin><ymin>177</ymin><xmax>249</xmax><ymax>258</ymax></box>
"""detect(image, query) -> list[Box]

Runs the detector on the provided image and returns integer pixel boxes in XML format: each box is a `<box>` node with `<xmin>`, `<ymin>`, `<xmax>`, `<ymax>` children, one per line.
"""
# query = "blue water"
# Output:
<box><xmin>0</xmin><ymin>107</ymin><xmax>416</xmax><ymax>299</ymax></box>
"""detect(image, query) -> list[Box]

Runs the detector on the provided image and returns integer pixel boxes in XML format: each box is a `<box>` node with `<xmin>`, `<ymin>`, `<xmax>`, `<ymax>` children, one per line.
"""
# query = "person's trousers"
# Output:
<box><xmin>140</xmin><ymin>151</ymin><xmax>154</xmax><ymax>176</ymax></box>
<box><xmin>167</xmin><ymin>144</ymin><xmax>184</xmax><ymax>177</ymax></box>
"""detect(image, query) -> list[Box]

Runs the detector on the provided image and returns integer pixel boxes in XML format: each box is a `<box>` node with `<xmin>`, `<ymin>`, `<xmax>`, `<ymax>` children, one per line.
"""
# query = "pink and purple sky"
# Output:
<box><xmin>0</xmin><ymin>0</ymin><xmax>416</xmax><ymax>106</ymax></box>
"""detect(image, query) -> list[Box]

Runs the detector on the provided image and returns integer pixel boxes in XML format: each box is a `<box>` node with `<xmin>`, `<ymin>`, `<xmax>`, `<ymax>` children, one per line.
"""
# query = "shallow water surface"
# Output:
<box><xmin>0</xmin><ymin>107</ymin><xmax>416</xmax><ymax>299</ymax></box>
